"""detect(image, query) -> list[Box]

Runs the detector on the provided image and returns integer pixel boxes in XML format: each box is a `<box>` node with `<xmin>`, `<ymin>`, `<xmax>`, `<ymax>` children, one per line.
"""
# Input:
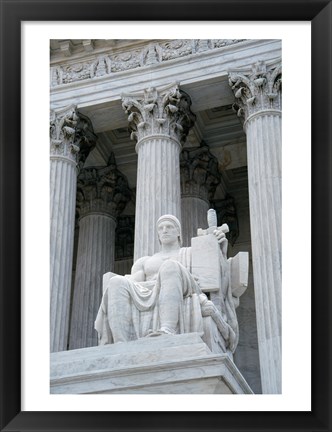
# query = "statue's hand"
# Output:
<box><xmin>213</xmin><ymin>227</ymin><xmax>227</xmax><ymax>244</ymax></box>
<box><xmin>213</xmin><ymin>225</ymin><xmax>228</xmax><ymax>257</ymax></box>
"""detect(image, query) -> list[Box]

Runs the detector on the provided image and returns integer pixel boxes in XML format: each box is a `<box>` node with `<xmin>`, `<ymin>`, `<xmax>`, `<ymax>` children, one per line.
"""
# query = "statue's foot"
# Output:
<box><xmin>146</xmin><ymin>327</ymin><xmax>175</xmax><ymax>337</ymax></box>
<box><xmin>146</xmin><ymin>330</ymin><xmax>163</xmax><ymax>337</ymax></box>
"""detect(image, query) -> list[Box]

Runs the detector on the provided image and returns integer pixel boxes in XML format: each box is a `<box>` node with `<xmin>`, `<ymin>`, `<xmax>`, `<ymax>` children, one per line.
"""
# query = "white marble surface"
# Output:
<box><xmin>134</xmin><ymin>136</ymin><xmax>182</xmax><ymax>259</ymax></box>
<box><xmin>50</xmin><ymin>333</ymin><xmax>253</xmax><ymax>394</ymax></box>
<box><xmin>181</xmin><ymin>196</ymin><xmax>209</xmax><ymax>247</ymax></box>
<box><xmin>69</xmin><ymin>213</ymin><xmax>117</xmax><ymax>349</ymax></box>
<box><xmin>50</xmin><ymin>157</ymin><xmax>77</xmax><ymax>353</ymax></box>
<box><xmin>246</xmin><ymin>112</ymin><xmax>281</xmax><ymax>394</ymax></box>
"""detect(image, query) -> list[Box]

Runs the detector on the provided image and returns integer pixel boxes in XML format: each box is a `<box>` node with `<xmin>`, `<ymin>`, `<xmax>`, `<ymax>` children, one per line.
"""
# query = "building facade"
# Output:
<box><xmin>50</xmin><ymin>39</ymin><xmax>282</xmax><ymax>394</ymax></box>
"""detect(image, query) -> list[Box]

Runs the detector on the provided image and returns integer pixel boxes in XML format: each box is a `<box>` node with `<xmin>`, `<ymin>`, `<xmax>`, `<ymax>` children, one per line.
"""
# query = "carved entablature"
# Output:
<box><xmin>111</xmin><ymin>50</ymin><xmax>142</xmax><ymax>72</ymax></box>
<box><xmin>160</xmin><ymin>40</ymin><xmax>194</xmax><ymax>60</ymax></box>
<box><xmin>50</xmin><ymin>105</ymin><xmax>97</xmax><ymax>167</ymax></box>
<box><xmin>50</xmin><ymin>39</ymin><xmax>246</xmax><ymax>87</ymax></box>
<box><xmin>228</xmin><ymin>60</ymin><xmax>282</xmax><ymax>121</ymax></box>
<box><xmin>76</xmin><ymin>154</ymin><xmax>132</xmax><ymax>219</ymax></box>
<box><xmin>122</xmin><ymin>84</ymin><xmax>196</xmax><ymax>146</ymax></box>
<box><xmin>180</xmin><ymin>142</ymin><xmax>221</xmax><ymax>202</ymax></box>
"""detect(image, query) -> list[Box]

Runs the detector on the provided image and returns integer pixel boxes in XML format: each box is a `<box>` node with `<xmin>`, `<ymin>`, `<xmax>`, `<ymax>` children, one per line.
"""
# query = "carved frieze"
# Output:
<box><xmin>50</xmin><ymin>39</ymin><xmax>247</xmax><ymax>87</ymax></box>
<box><xmin>229</xmin><ymin>60</ymin><xmax>282</xmax><ymax>121</ymax></box>
<box><xmin>122</xmin><ymin>84</ymin><xmax>196</xmax><ymax>145</ymax></box>
<box><xmin>111</xmin><ymin>50</ymin><xmax>142</xmax><ymax>72</ymax></box>
<box><xmin>76</xmin><ymin>154</ymin><xmax>132</xmax><ymax>219</ymax></box>
<box><xmin>180</xmin><ymin>142</ymin><xmax>221</xmax><ymax>202</ymax></box>
<box><xmin>50</xmin><ymin>106</ymin><xmax>97</xmax><ymax>167</ymax></box>
<box><xmin>160</xmin><ymin>39</ymin><xmax>194</xmax><ymax>60</ymax></box>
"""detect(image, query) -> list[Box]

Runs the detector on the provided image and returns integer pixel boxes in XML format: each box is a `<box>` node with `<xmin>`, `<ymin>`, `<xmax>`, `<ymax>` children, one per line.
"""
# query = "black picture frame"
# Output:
<box><xmin>1</xmin><ymin>1</ymin><xmax>331</xmax><ymax>431</ymax></box>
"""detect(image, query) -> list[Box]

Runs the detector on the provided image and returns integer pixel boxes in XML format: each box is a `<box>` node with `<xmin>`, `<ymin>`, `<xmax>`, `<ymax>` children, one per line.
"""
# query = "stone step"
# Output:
<box><xmin>51</xmin><ymin>332</ymin><xmax>253</xmax><ymax>394</ymax></box>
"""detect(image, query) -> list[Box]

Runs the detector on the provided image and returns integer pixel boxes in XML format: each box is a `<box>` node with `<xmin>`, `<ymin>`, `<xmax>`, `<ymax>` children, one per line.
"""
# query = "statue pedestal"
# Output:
<box><xmin>50</xmin><ymin>333</ymin><xmax>253</xmax><ymax>394</ymax></box>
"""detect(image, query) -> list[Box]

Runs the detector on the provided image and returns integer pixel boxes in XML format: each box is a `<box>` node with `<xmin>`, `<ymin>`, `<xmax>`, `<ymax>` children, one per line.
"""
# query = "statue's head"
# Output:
<box><xmin>156</xmin><ymin>214</ymin><xmax>182</xmax><ymax>246</ymax></box>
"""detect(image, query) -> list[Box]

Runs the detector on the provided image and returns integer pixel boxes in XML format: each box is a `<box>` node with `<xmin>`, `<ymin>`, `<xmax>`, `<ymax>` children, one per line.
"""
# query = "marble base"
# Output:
<box><xmin>50</xmin><ymin>333</ymin><xmax>253</xmax><ymax>394</ymax></box>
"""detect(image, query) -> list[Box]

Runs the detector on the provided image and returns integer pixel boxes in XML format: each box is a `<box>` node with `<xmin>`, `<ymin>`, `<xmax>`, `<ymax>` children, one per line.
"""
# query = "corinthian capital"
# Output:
<box><xmin>76</xmin><ymin>154</ymin><xmax>132</xmax><ymax>219</ymax></box>
<box><xmin>50</xmin><ymin>105</ymin><xmax>97</xmax><ymax>166</ymax></box>
<box><xmin>122</xmin><ymin>84</ymin><xmax>196</xmax><ymax>145</ymax></box>
<box><xmin>228</xmin><ymin>60</ymin><xmax>282</xmax><ymax>121</ymax></box>
<box><xmin>180</xmin><ymin>143</ymin><xmax>221</xmax><ymax>202</ymax></box>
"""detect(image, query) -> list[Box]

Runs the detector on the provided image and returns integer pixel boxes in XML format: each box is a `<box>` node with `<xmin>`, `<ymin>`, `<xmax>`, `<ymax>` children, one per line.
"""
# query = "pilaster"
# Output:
<box><xmin>69</xmin><ymin>156</ymin><xmax>131</xmax><ymax>349</ymax></box>
<box><xmin>229</xmin><ymin>60</ymin><xmax>282</xmax><ymax>394</ymax></box>
<box><xmin>50</xmin><ymin>105</ymin><xmax>97</xmax><ymax>352</ymax></box>
<box><xmin>122</xmin><ymin>83</ymin><xmax>196</xmax><ymax>259</ymax></box>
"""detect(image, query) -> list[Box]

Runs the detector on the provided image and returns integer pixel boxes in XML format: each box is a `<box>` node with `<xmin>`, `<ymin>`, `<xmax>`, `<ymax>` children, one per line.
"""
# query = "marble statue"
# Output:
<box><xmin>95</xmin><ymin>211</ymin><xmax>245</xmax><ymax>354</ymax></box>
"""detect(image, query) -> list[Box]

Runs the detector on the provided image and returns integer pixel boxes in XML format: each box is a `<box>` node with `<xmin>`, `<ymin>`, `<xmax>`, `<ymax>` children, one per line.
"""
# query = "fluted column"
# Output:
<box><xmin>50</xmin><ymin>106</ymin><xmax>96</xmax><ymax>352</ymax></box>
<box><xmin>122</xmin><ymin>84</ymin><xmax>195</xmax><ymax>260</ymax></box>
<box><xmin>229</xmin><ymin>60</ymin><xmax>282</xmax><ymax>393</ymax></box>
<box><xmin>69</xmin><ymin>158</ymin><xmax>131</xmax><ymax>349</ymax></box>
<box><xmin>180</xmin><ymin>143</ymin><xmax>221</xmax><ymax>246</ymax></box>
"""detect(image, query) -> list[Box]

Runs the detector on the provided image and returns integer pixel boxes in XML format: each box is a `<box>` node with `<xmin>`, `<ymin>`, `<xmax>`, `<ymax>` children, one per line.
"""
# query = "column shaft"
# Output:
<box><xmin>135</xmin><ymin>137</ymin><xmax>181</xmax><ymax>259</ymax></box>
<box><xmin>50</xmin><ymin>106</ymin><xmax>97</xmax><ymax>352</ymax></box>
<box><xmin>50</xmin><ymin>157</ymin><xmax>77</xmax><ymax>352</ymax></box>
<box><xmin>180</xmin><ymin>143</ymin><xmax>221</xmax><ymax>246</ymax></box>
<box><xmin>229</xmin><ymin>60</ymin><xmax>282</xmax><ymax>393</ymax></box>
<box><xmin>246</xmin><ymin>112</ymin><xmax>281</xmax><ymax>393</ymax></box>
<box><xmin>122</xmin><ymin>84</ymin><xmax>196</xmax><ymax>261</ymax></box>
<box><xmin>181</xmin><ymin>196</ymin><xmax>209</xmax><ymax>246</ymax></box>
<box><xmin>69</xmin><ymin>214</ymin><xmax>116</xmax><ymax>349</ymax></box>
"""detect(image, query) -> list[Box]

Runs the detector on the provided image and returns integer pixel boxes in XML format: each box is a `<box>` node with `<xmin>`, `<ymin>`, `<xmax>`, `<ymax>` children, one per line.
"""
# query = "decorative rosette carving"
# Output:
<box><xmin>180</xmin><ymin>142</ymin><xmax>221</xmax><ymax>202</ymax></box>
<box><xmin>228</xmin><ymin>60</ymin><xmax>282</xmax><ymax>121</ymax></box>
<box><xmin>122</xmin><ymin>84</ymin><xmax>196</xmax><ymax>146</ymax></box>
<box><xmin>76</xmin><ymin>154</ymin><xmax>132</xmax><ymax>219</ymax></box>
<box><xmin>50</xmin><ymin>105</ymin><xmax>97</xmax><ymax>167</ymax></box>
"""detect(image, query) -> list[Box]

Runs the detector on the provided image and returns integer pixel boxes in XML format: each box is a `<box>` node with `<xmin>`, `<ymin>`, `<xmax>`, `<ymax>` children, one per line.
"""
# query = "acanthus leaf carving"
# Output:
<box><xmin>122</xmin><ymin>84</ymin><xmax>196</xmax><ymax>145</ymax></box>
<box><xmin>228</xmin><ymin>60</ymin><xmax>282</xmax><ymax>120</ymax></box>
<box><xmin>76</xmin><ymin>154</ymin><xmax>132</xmax><ymax>219</ymax></box>
<box><xmin>180</xmin><ymin>142</ymin><xmax>221</xmax><ymax>202</ymax></box>
<box><xmin>50</xmin><ymin>106</ymin><xmax>97</xmax><ymax>167</ymax></box>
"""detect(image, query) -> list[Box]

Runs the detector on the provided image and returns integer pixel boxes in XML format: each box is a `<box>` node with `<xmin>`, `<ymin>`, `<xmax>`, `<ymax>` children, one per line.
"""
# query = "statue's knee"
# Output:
<box><xmin>108</xmin><ymin>275</ymin><xmax>128</xmax><ymax>294</ymax></box>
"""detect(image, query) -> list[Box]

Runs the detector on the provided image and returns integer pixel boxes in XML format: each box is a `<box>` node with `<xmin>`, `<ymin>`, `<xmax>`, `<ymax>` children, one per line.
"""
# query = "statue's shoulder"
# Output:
<box><xmin>131</xmin><ymin>255</ymin><xmax>150</xmax><ymax>271</ymax></box>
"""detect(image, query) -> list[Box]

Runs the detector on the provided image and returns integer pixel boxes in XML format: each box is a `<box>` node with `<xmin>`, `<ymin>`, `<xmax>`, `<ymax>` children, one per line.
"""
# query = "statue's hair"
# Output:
<box><xmin>156</xmin><ymin>214</ymin><xmax>182</xmax><ymax>246</ymax></box>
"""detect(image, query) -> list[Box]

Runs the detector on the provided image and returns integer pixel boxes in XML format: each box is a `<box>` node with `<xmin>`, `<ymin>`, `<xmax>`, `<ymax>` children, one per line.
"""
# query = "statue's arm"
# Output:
<box><xmin>213</xmin><ymin>227</ymin><xmax>228</xmax><ymax>258</ymax></box>
<box><xmin>127</xmin><ymin>256</ymin><xmax>148</xmax><ymax>282</ymax></box>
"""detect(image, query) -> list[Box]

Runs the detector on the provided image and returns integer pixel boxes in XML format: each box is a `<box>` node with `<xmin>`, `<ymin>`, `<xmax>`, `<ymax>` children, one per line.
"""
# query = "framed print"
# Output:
<box><xmin>1</xmin><ymin>0</ymin><xmax>331</xmax><ymax>431</ymax></box>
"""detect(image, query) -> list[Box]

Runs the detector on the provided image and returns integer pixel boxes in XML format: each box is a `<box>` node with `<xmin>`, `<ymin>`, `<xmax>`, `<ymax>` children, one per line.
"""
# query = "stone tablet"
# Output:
<box><xmin>229</xmin><ymin>252</ymin><xmax>249</xmax><ymax>298</ymax></box>
<box><xmin>191</xmin><ymin>233</ymin><xmax>222</xmax><ymax>293</ymax></box>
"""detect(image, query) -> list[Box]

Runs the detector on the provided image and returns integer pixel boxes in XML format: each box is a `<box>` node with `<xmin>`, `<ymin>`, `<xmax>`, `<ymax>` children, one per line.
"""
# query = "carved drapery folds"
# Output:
<box><xmin>50</xmin><ymin>105</ymin><xmax>97</xmax><ymax>168</ymax></box>
<box><xmin>122</xmin><ymin>84</ymin><xmax>196</xmax><ymax>146</ymax></box>
<box><xmin>76</xmin><ymin>155</ymin><xmax>132</xmax><ymax>219</ymax></box>
<box><xmin>180</xmin><ymin>142</ymin><xmax>221</xmax><ymax>202</ymax></box>
<box><xmin>229</xmin><ymin>60</ymin><xmax>282</xmax><ymax>123</ymax></box>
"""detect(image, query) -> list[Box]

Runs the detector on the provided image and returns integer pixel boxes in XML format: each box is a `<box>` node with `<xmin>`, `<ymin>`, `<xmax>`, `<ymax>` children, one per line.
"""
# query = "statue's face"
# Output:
<box><xmin>157</xmin><ymin>220</ymin><xmax>179</xmax><ymax>245</ymax></box>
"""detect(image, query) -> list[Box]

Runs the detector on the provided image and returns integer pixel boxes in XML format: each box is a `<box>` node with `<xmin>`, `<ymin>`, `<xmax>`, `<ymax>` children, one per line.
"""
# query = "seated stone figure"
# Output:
<box><xmin>95</xmin><ymin>213</ymin><xmax>241</xmax><ymax>353</ymax></box>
